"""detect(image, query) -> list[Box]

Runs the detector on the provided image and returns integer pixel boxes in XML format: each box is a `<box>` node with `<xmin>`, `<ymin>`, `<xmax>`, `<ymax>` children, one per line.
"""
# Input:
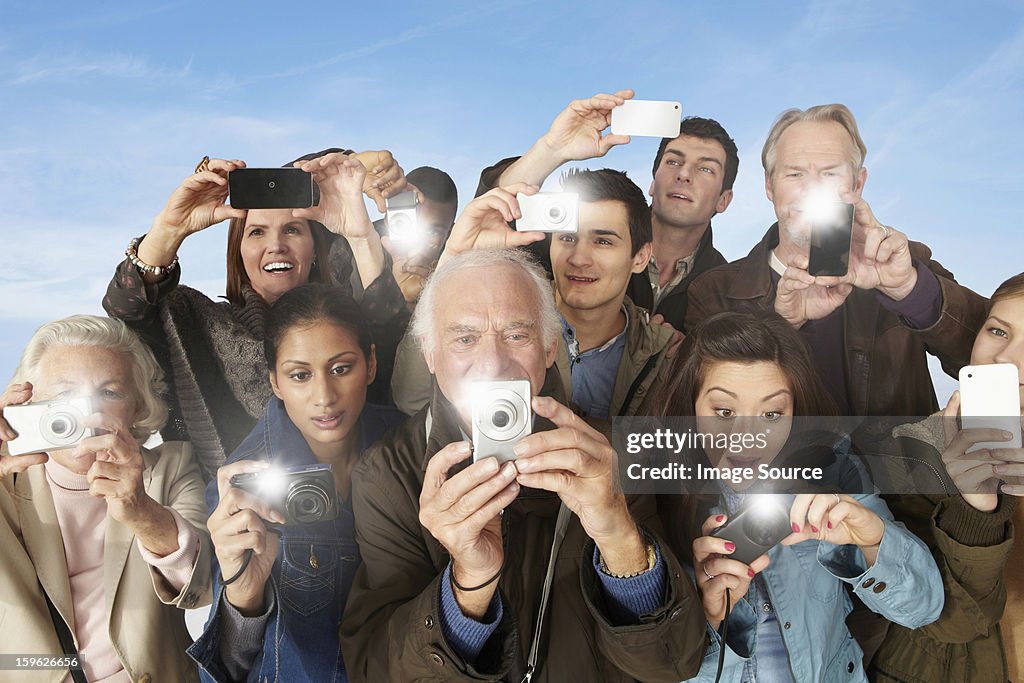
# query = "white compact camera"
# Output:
<box><xmin>385</xmin><ymin>190</ymin><xmax>420</xmax><ymax>242</ymax></box>
<box><xmin>5</xmin><ymin>397</ymin><xmax>94</xmax><ymax>455</ymax></box>
<box><xmin>515</xmin><ymin>192</ymin><xmax>578</xmax><ymax>233</ymax></box>
<box><xmin>471</xmin><ymin>379</ymin><xmax>533</xmax><ymax>463</ymax></box>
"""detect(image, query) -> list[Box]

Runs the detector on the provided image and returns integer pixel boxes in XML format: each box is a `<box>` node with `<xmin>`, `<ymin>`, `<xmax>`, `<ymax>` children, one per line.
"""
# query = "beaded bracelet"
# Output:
<box><xmin>126</xmin><ymin>236</ymin><xmax>179</xmax><ymax>277</ymax></box>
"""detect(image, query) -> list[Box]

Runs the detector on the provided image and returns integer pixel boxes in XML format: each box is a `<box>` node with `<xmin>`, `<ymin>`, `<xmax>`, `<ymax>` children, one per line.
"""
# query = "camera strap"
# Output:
<box><xmin>521</xmin><ymin>502</ymin><xmax>571</xmax><ymax>683</ymax></box>
<box><xmin>40</xmin><ymin>581</ymin><xmax>87</xmax><ymax>683</ymax></box>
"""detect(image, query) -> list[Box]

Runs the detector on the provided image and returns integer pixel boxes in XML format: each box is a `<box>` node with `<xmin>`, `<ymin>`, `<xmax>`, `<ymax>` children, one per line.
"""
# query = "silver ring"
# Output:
<box><xmin>878</xmin><ymin>225</ymin><xmax>890</xmax><ymax>239</ymax></box>
<box><xmin>703</xmin><ymin>565</ymin><xmax>715</xmax><ymax>581</ymax></box>
<box><xmin>833</xmin><ymin>493</ymin><xmax>841</xmax><ymax>506</ymax></box>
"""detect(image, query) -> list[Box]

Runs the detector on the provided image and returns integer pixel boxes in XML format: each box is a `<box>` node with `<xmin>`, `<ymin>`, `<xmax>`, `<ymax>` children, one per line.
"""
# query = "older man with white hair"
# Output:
<box><xmin>339</xmin><ymin>187</ymin><xmax>706</xmax><ymax>682</ymax></box>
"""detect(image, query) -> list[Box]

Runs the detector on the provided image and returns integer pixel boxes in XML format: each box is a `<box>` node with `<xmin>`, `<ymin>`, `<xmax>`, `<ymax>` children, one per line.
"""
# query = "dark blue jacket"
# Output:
<box><xmin>189</xmin><ymin>397</ymin><xmax>404</xmax><ymax>683</ymax></box>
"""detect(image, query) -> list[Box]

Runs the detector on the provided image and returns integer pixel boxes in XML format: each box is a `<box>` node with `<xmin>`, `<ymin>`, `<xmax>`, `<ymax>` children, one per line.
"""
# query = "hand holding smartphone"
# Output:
<box><xmin>958</xmin><ymin>363</ymin><xmax>1023</xmax><ymax>453</ymax></box>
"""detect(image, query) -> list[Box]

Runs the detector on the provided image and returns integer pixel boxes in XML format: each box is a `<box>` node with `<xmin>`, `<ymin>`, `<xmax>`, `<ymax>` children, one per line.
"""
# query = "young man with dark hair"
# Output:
<box><xmin>628</xmin><ymin>116</ymin><xmax>738</xmax><ymax>327</ymax></box>
<box><xmin>478</xmin><ymin>90</ymin><xmax>739</xmax><ymax>329</ymax></box>
<box><xmin>553</xmin><ymin>168</ymin><xmax>670</xmax><ymax>418</ymax></box>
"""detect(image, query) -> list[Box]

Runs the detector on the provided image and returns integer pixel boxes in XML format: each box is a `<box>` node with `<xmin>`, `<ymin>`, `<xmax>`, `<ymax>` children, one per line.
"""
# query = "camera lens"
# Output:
<box><xmin>745</xmin><ymin>506</ymin><xmax>789</xmax><ymax>546</ymax></box>
<box><xmin>50</xmin><ymin>417</ymin><xmax>71</xmax><ymax>436</ymax></box>
<box><xmin>545</xmin><ymin>203</ymin><xmax>566</xmax><ymax>226</ymax></box>
<box><xmin>492</xmin><ymin>410</ymin><xmax>511</xmax><ymax>429</ymax></box>
<box><xmin>286</xmin><ymin>483</ymin><xmax>331</xmax><ymax>524</ymax></box>
<box><xmin>268</xmin><ymin>180</ymin><xmax>276</xmax><ymax>189</ymax></box>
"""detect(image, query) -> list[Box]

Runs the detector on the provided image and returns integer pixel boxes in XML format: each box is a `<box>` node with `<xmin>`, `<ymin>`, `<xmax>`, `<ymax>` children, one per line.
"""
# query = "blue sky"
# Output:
<box><xmin>2</xmin><ymin>0</ymin><xmax>1023</xmax><ymax>401</ymax></box>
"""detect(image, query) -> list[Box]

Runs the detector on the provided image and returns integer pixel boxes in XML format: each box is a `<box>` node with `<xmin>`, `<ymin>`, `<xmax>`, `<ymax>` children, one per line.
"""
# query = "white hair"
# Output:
<box><xmin>411</xmin><ymin>248</ymin><xmax>561</xmax><ymax>355</ymax></box>
<box><xmin>9</xmin><ymin>315</ymin><xmax>169</xmax><ymax>442</ymax></box>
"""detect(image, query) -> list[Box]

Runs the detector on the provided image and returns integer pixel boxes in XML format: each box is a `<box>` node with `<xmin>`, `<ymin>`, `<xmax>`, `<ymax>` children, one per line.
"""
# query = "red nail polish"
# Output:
<box><xmin>724</xmin><ymin>542</ymin><xmax>735</xmax><ymax>552</ymax></box>
<box><xmin>715</xmin><ymin>515</ymin><xmax>725</xmax><ymax>523</ymax></box>
<box><xmin>827</xmin><ymin>521</ymin><xmax>833</xmax><ymax>530</ymax></box>
<box><xmin>748</xmin><ymin>568</ymin><xmax>755</xmax><ymax>578</ymax></box>
<box><xmin>791</xmin><ymin>523</ymin><xmax>800</xmax><ymax>533</ymax></box>
<box><xmin>810</xmin><ymin>525</ymin><xmax>819</xmax><ymax>533</ymax></box>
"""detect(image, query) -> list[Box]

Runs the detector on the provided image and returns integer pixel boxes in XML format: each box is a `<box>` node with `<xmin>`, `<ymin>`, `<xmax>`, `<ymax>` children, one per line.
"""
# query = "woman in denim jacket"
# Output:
<box><xmin>650</xmin><ymin>312</ymin><xmax>944</xmax><ymax>682</ymax></box>
<box><xmin>188</xmin><ymin>283</ymin><xmax>404</xmax><ymax>682</ymax></box>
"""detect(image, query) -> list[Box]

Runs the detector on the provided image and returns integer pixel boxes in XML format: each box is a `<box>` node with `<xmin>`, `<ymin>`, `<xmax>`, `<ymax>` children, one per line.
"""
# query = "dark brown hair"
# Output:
<box><xmin>652</xmin><ymin>116</ymin><xmax>739</xmax><ymax>192</ymax></box>
<box><xmin>560</xmin><ymin>168</ymin><xmax>652</xmax><ymax>256</ymax></box>
<box><xmin>651</xmin><ymin>310</ymin><xmax>837</xmax><ymax>418</ymax></box>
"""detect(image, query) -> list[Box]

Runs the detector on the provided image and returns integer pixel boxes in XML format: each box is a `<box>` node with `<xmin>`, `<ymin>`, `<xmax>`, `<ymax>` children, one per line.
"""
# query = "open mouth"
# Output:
<box><xmin>566</xmin><ymin>274</ymin><xmax>597</xmax><ymax>284</ymax></box>
<box><xmin>263</xmin><ymin>261</ymin><xmax>295</xmax><ymax>274</ymax></box>
<box><xmin>312</xmin><ymin>412</ymin><xmax>344</xmax><ymax>430</ymax></box>
<box><xmin>668</xmin><ymin>193</ymin><xmax>692</xmax><ymax>202</ymax></box>
<box><xmin>726</xmin><ymin>456</ymin><xmax>760</xmax><ymax>469</ymax></box>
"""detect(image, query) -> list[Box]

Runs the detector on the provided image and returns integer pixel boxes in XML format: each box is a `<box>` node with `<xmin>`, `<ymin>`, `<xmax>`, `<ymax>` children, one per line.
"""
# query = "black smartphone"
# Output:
<box><xmin>710</xmin><ymin>497</ymin><xmax>792</xmax><ymax>565</ymax></box>
<box><xmin>807</xmin><ymin>202</ymin><xmax>855</xmax><ymax>277</ymax></box>
<box><xmin>229</xmin><ymin>168</ymin><xmax>320</xmax><ymax>209</ymax></box>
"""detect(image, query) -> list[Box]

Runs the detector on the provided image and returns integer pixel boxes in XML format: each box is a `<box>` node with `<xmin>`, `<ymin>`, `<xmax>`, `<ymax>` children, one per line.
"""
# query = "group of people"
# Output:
<box><xmin>0</xmin><ymin>89</ymin><xmax>1020</xmax><ymax>683</ymax></box>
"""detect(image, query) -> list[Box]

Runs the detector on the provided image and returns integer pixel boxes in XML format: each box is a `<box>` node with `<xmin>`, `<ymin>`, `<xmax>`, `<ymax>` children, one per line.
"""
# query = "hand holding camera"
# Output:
<box><xmin>209</xmin><ymin>460</ymin><xmax>288</xmax><ymax>615</ymax></box>
<box><xmin>0</xmin><ymin>382</ymin><xmax>49</xmax><ymax>477</ymax></box>
<box><xmin>291</xmin><ymin>153</ymin><xmax>374</xmax><ymax>239</ymax></box>
<box><xmin>940</xmin><ymin>390</ymin><xmax>1024</xmax><ymax>512</ymax></box>
<box><xmin>514</xmin><ymin>396</ymin><xmax>646</xmax><ymax>572</ymax></box>
<box><xmin>437</xmin><ymin>184</ymin><xmax>547</xmax><ymax>266</ymax></box>
<box><xmin>821</xmin><ymin>194</ymin><xmax>916</xmax><ymax>301</ymax></box>
<box><xmin>352</xmin><ymin>149</ymin><xmax>407</xmax><ymax>213</ymax></box>
<box><xmin>781</xmin><ymin>493</ymin><xmax>885</xmax><ymax>566</ymax></box>
<box><xmin>154</xmin><ymin>158</ymin><xmax>250</xmax><ymax>238</ymax></box>
<box><xmin>773</xmin><ymin>252</ymin><xmax>853</xmax><ymax>328</ymax></box>
<box><xmin>695</xmin><ymin>513</ymin><xmax>771</xmax><ymax>630</ymax></box>
<box><xmin>418</xmin><ymin>441</ymin><xmax>519</xmax><ymax>619</ymax></box>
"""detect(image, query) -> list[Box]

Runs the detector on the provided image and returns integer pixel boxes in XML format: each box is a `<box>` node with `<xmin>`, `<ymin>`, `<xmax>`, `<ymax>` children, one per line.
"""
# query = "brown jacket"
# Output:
<box><xmin>684</xmin><ymin>225</ymin><xmax>987</xmax><ymax>418</ymax></box>
<box><xmin>869</xmin><ymin>418</ymin><xmax>1016</xmax><ymax>682</ymax></box>
<box><xmin>340</xmin><ymin>373</ymin><xmax>707</xmax><ymax>682</ymax></box>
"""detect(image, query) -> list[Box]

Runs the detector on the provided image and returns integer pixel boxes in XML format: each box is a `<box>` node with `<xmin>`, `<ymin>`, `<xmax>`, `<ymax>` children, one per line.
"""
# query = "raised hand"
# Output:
<box><xmin>0</xmin><ymin>382</ymin><xmax>47</xmax><ymax>477</ymax></box>
<box><xmin>437</xmin><ymin>184</ymin><xmax>547</xmax><ymax>265</ymax></box>
<box><xmin>152</xmin><ymin>158</ymin><xmax>249</xmax><ymax>236</ymax></box>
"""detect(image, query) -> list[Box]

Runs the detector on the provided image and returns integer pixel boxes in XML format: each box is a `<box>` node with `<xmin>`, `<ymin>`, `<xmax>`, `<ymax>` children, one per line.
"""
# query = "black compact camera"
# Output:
<box><xmin>710</xmin><ymin>495</ymin><xmax>792</xmax><ymax>565</ymax></box>
<box><xmin>230</xmin><ymin>463</ymin><xmax>338</xmax><ymax>525</ymax></box>
<box><xmin>228</xmin><ymin>168</ymin><xmax>321</xmax><ymax>209</ymax></box>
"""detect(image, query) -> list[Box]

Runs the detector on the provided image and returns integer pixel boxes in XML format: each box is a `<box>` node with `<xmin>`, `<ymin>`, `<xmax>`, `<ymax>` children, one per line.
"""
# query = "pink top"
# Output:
<box><xmin>44</xmin><ymin>458</ymin><xmax>200</xmax><ymax>683</ymax></box>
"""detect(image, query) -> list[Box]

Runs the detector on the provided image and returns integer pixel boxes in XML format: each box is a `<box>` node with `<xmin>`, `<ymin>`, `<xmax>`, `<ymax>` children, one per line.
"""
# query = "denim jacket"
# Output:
<box><xmin>188</xmin><ymin>397</ymin><xmax>404</xmax><ymax>683</ymax></box>
<box><xmin>683</xmin><ymin>452</ymin><xmax>945</xmax><ymax>683</ymax></box>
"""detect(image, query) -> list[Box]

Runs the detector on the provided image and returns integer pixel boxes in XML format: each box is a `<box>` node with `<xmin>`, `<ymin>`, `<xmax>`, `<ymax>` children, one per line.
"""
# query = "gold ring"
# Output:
<box><xmin>833</xmin><ymin>493</ymin><xmax>841</xmax><ymax>506</ymax></box>
<box><xmin>194</xmin><ymin>155</ymin><xmax>211</xmax><ymax>174</ymax></box>
<box><xmin>703</xmin><ymin>565</ymin><xmax>715</xmax><ymax>581</ymax></box>
<box><xmin>878</xmin><ymin>224</ymin><xmax>890</xmax><ymax>239</ymax></box>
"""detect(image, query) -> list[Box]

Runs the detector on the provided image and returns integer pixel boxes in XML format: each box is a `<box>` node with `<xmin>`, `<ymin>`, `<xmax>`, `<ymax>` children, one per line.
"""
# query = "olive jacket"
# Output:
<box><xmin>339</xmin><ymin>373</ymin><xmax>708</xmax><ymax>682</ymax></box>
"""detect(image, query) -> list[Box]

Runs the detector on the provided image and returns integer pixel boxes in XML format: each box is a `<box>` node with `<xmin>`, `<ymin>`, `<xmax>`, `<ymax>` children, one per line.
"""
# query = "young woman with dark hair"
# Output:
<box><xmin>652</xmin><ymin>311</ymin><xmax>944</xmax><ymax>682</ymax></box>
<box><xmin>188</xmin><ymin>283</ymin><xmax>404</xmax><ymax>683</ymax></box>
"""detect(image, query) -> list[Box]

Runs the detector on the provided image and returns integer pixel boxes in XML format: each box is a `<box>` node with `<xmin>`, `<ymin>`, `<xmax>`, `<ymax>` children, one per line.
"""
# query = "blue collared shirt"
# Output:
<box><xmin>560</xmin><ymin>308</ymin><xmax>628</xmax><ymax>420</ymax></box>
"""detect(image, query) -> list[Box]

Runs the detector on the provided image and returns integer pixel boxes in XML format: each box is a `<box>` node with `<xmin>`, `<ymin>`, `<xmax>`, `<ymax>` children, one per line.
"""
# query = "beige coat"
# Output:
<box><xmin>0</xmin><ymin>442</ymin><xmax>211</xmax><ymax>683</ymax></box>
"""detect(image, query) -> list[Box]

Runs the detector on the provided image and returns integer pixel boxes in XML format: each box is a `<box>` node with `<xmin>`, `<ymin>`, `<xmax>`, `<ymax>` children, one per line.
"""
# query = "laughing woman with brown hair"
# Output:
<box><xmin>104</xmin><ymin>150</ymin><xmax>409</xmax><ymax>480</ymax></box>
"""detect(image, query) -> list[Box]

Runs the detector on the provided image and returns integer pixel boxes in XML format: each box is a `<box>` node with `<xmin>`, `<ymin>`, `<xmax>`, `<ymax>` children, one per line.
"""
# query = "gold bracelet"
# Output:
<box><xmin>599</xmin><ymin>542</ymin><xmax>657</xmax><ymax>579</ymax></box>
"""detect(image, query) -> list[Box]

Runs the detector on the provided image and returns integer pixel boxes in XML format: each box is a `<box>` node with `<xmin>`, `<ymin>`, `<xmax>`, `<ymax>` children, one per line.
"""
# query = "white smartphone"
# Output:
<box><xmin>958</xmin><ymin>363</ymin><xmax>1022</xmax><ymax>453</ymax></box>
<box><xmin>610</xmin><ymin>100</ymin><xmax>682</xmax><ymax>138</ymax></box>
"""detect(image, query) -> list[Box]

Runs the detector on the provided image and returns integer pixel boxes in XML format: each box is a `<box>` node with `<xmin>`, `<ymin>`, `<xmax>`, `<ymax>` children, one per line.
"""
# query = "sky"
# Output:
<box><xmin>2</xmin><ymin>0</ymin><xmax>1023</xmax><ymax>402</ymax></box>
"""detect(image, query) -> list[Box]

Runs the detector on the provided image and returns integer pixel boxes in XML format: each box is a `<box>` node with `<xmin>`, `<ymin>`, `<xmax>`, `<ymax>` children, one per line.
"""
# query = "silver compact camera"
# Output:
<box><xmin>385</xmin><ymin>190</ymin><xmax>420</xmax><ymax>242</ymax></box>
<box><xmin>230</xmin><ymin>463</ymin><xmax>338</xmax><ymax>525</ymax></box>
<box><xmin>515</xmin><ymin>192</ymin><xmax>578</xmax><ymax>233</ymax></box>
<box><xmin>471</xmin><ymin>379</ymin><xmax>533</xmax><ymax>463</ymax></box>
<box><xmin>5</xmin><ymin>397</ymin><xmax>94</xmax><ymax>455</ymax></box>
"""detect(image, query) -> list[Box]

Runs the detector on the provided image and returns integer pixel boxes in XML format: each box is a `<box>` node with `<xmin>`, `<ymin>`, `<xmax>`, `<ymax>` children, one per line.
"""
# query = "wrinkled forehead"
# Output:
<box><xmin>775</xmin><ymin>121</ymin><xmax>857</xmax><ymax>166</ymax></box>
<box><xmin>432</xmin><ymin>265</ymin><xmax>541</xmax><ymax>329</ymax></box>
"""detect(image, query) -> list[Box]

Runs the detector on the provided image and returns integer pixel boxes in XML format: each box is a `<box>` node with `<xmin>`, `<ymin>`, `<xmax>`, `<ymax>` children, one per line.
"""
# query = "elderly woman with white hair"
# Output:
<box><xmin>0</xmin><ymin>314</ymin><xmax>211</xmax><ymax>683</ymax></box>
